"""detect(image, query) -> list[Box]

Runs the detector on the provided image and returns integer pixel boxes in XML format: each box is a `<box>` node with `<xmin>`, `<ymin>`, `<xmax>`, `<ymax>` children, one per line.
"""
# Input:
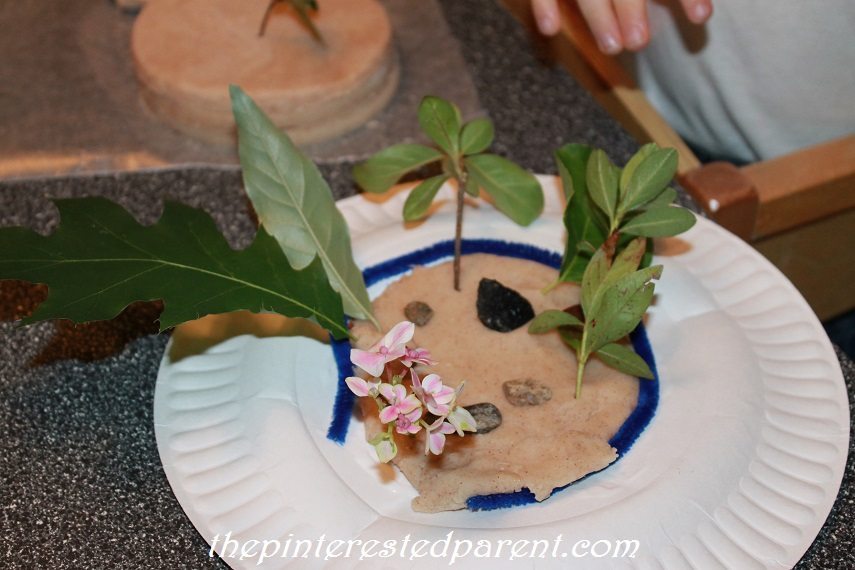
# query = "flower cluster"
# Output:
<box><xmin>345</xmin><ymin>321</ymin><xmax>477</xmax><ymax>463</ymax></box>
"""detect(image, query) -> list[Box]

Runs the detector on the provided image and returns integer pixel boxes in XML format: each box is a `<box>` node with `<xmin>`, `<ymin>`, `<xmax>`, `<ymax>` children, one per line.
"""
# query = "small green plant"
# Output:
<box><xmin>259</xmin><ymin>0</ymin><xmax>324</xmax><ymax>45</ymax></box>
<box><xmin>549</xmin><ymin>142</ymin><xmax>694</xmax><ymax>288</ymax></box>
<box><xmin>353</xmin><ymin>96</ymin><xmax>544</xmax><ymax>291</ymax></box>
<box><xmin>531</xmin><ymin>142</ymin><xmax>696</xmax><ymax>397</ymax></box>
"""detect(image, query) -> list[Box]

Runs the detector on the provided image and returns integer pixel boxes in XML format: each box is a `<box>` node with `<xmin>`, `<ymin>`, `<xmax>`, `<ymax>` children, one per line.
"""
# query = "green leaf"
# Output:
<box><xmin>528</xmin><ymin>309</ymin><xmax>583</xmax><ymax>334</ymax></box>
<box><xmin>595</xmin><ymin>342</ymin><xmax>654</xmax><ymax>379</ymax></box>
<box><xmin>586</xmin><ymin>149</ymin><xmax>620</xmax><ymax>226</ymax></box>
<box><xmin>418</xmin><ymin>96</ymin><xmax>462</xmax><ymax>157</ymax></box>
<box><xmin>0</xmin><ymin>198</ymin><xmax>348</xmax><ymax>338</ymax></box>
<box><xmin>580</xmin><ymin>248</ymin><xmax>609</xmax><ymax>316</ymax></box>
<box><xmin>587</xmin><ymin>265</ymin><xmax>662</xmax><ymax>352</ymax></box>
<box><xmin>619</xmin><ymin>148</ymin><xmax>678</xmax><ymax>214</ymax></box>
<box><xmin>554</xmin><ymin>144</ymin><xmax>608</xmax><ymax>283</ymax></box>
<box><xmin>230</xmin><ymin>85</ymin><xmax>377</xmax><ymax>327</ymax></box>
<box><xmin>602</xmin><ymin>236</ymin><xmax>646</xmax><ymax>288</ymax></box>
<box><xmin>621</xmin><ymin>206</ymin><xmax>696</xmax><ymax>237</ymax></box>
<box><xmin>460</xmin><ymin>118</ymin><xmax>494</xmax><ymax>155</ymax></box>
<box><xmin>644</xmin><ymin>186</ymin><xmax>678</xmax><ymax>208</ymax></box>
<box><xmin>619</xmin><ymin>143</ymin><xmax>658</xmax><ymax>195</ymax></box>
<box><xmin>402</xmin><ymin>175</ymin><xmax>449</xmax><ymax>221</ymax></box>
<box><xmin>465</xmin><ymin>153</ymin><xmax>544</xmax><ymax>226</ymax></box>
<box><xmin>353</xmin><ymin>144</ymin><xmax>443</xmax><ymax>194</ymax></box>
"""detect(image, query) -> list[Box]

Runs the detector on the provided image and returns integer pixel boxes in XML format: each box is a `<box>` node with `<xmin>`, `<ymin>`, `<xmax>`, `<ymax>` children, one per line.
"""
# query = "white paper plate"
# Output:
<box><xmin>153</xmin><ymin>176</ymin><xmax>849</xmax><ymax>569</ymax></box>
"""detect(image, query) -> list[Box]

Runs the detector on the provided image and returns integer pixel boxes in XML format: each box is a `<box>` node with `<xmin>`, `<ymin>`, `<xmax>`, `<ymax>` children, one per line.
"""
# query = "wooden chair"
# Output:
<box><xmin>501</xmin><ymin>0</ymin><xmax>855</xmax><ymax>320</ymax></box>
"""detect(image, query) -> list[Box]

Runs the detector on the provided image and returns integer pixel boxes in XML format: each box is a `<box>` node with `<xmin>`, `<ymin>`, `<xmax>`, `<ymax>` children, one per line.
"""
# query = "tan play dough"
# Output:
<box><xmin>351</xmin><ymin>255</ymin><xmax>640</xmax><ymax>512</ymax></box>
<box><xmin>132</xmin><ymin>0</ymin><xmax>399</xmax><ymax>143</ymax></box>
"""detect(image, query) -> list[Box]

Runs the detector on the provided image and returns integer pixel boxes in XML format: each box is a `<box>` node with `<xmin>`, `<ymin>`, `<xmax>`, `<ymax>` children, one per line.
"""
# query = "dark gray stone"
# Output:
<box><xmin>465</xmin><ymin>402</ymin><xmax>502</xmax><ymax>434</ymax></box>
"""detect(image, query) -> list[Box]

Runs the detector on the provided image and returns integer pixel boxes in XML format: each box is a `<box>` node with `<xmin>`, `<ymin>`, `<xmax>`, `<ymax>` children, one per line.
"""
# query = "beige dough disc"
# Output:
<box><xmin>132</xmin><ymin>0</ymin><xmax>399</xmax><ymax>144</ymax></box>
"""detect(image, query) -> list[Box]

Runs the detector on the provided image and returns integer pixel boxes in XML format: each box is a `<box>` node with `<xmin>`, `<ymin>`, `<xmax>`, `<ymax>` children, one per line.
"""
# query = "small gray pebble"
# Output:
<box><xmin>464</xmin><ymin>402</ymin><xmax>502</xmax><ymax>434</ymax></box>
<box><xmin>502</xmin><ymin>379</ymin><xmax>553</xmax><ymax>406</ymax></box>
<box><xmin>404</xmin><ymin>301</ymin><xmax>434</xmax><ymax>326</ymax></box>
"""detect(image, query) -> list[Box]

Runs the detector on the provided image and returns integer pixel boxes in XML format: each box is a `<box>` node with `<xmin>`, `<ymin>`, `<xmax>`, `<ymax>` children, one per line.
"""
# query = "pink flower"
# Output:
<box><xmin>394</xmin><ymin>408</ymin><xmax>423</xmax><ymax>435</ymax></box>
<box><xmin>344</xmin><ymin>376</ymin><xmax>379</xmax><ymax>397</ymax></box>
<box><xmin>425</xmin><ymin>421</ymin><xmax>457</xmax><ymax>455</ymax></box>
<box><xmin>378</xmin><ymin>383</ymin><xmax>422</xmax><ymax>425</ymax></box>
<box><xmin>401</xmin><ymin>347</ymin><xmax>436</xmax><ymax>368</ymax></box>
<box><xmin>411</xmin><ymin>370</ymin><xmax>456</xmax><ymax>416</ymax></box>
<box><xmin>350</xmin><ymin>321</ymin><xmax>415</xmax><ymax>377</ymax></box>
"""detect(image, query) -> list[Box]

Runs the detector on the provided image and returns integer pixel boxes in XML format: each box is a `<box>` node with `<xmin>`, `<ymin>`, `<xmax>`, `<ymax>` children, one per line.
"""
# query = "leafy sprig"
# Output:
<box><xmin>551</xmin><ymin>142</ymin><xmax>695</xmax><ymax>286</ymax></box>
<box><xmin>529</xmin><ymin>237</ymin><xmax>656</xmax><ymax>398</ymax></box>
<box><xmin>354</xmin><ymin>96</ymin><xmax>543</xmax><ymax>290</ymax></box>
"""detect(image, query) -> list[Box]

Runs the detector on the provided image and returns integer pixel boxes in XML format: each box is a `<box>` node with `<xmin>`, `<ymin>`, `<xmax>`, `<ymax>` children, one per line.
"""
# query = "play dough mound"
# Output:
<box><xmin>132</xmin><ymin>0</ymin><xmax>399</xmax><ymax>144</ymax></box>
<box><xmin>350</xmin><ymin>254</ymin><xmax>640</xmax><ymax>513</ymax></box>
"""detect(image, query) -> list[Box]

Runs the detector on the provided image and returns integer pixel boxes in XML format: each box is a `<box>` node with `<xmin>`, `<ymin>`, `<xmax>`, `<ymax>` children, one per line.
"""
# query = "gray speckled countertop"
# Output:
<box><xmin>0</xmin><ymin>0</ymin><xmax>851</xmax><ymax>568</ymax></box>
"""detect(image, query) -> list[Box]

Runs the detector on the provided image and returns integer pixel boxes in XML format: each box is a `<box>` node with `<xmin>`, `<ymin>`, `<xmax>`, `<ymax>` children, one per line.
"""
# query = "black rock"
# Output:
<box><xmin>464</xmin><ymin>402</ymin><xmax>503</xmax><ymax>434</ymax></box>
<box><xmin>476</xmin><ymin>278</ymin><xmax>535</xmax><ymax>332</ymax></box>
<box><xmin>404</xmin><ymin>301</ymin><xmax>434</xmax><ymax>326</ymax></box>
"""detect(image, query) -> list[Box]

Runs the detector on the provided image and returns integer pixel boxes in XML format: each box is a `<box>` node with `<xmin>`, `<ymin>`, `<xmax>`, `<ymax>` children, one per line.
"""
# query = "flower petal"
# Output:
<box><xmin>428</xmin><ymin>431</ymin><xmax>447</xmax><ymax>455</ymax></box>
<box><xmin>421</xmin><ymin>373</ymin><xmax>443</xmax><ymax>394</ymax></box>
<box><xmin>399</xmin><ymin>394</ymin><xmax>422</xmax><ymax>414</ymax></box>
<box><xmin>448</xmin><ymin>406</ymin><xmax>478</xmax><ymax>435</ymax></box>
<box><xmin>378</xmin><ymin>406</ymin><xmax>399</xmax><ymax>424</ymax></box>
<box><xmin>374</xmin><ymin>438</ymin><xmax>397</xmax><ymax>463</ymax></box>
<box><xmin>381</xmin><ymin>321</ymin><xmax>415</xmax><ymax>351</ymax></box>
<box><xmin>350</xmin><ymin>349</ymin><xmax>386</xmax><ymax>377</ymax></box>
<box><xmin>344</xmin><ymin>376</ymin><xmax>371</xmax><ymax>397</ymax></box>
<box><xmin>378</xmin><ymin>383</ymin><xmax>396</xmax><ymax>402</ymax></box>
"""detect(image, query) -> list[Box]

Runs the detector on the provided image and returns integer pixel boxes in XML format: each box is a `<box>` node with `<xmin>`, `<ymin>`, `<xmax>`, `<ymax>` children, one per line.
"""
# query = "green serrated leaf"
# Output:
<box><xmin>587</xmin><ymin>149</ymin><xmax>620</xmax><ymax>227</ymax></box>
<box><xmin>587</xmin><ymin>265</ymin><xmax>662</xmax><ymax>352</ymax></box>
<box><xmin>418</xmin><ymin>96</ymin><xmax>461</xmax><ymax>157</ymax></box>
<box><xmin>528</xmin><ymin>309</ymin><xmax>583</xmax><ymax>333</ymax></box>
<box><xmin>465</xmin><ymin>154</ymin><xmax>543</xmax><ymax>226</ymax></box>
<box><xmin>460</xmin><ymin>118</ymin><xmax>494</xmax><ymax>155</ymax></box>
<box><xmin>621</xmin><ymin>205</ymin><xmax>696</xmax><ymax>237</ymax></box>
<box><xmin>619</xmin><ymin>143</ymin><xmax>658</xmax><ymax>195</ymax></box>
<box><xmin>403</xmin><ymin>175</ymin><xmax>449</xmax><ymax>221</ymax></box>
<box><xmin>0</xmin><ymin>198</ymin><xmax>348</xmax><ymax>338</ymax></box>
<box><xmin>230</xmin><ymin>85</ymin><xmax>377</xmax><ymax>327</ymax></box>
<box><xmin>595</xmin><ymin>342</ymin><xmax>654</xmax><ymax>379</ymax></box>
<box><xmin>353</xmin><ymin>144</ymin><xmax>443</xmax><ymax>193</ymax></box>
<box><xmin>619</xmin><ymin>148</ymin><xmax>678</xmax><ymax>214</ymax></box>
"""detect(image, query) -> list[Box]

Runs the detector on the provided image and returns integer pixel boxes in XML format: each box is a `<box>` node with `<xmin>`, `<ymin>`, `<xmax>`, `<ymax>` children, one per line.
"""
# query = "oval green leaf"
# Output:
<box><xmin>353</xmin><ymin>144</ymin><xmax>443</xmax><ymax>194</ymax></box>
<box><xmin>460</xmin><ymin>118</ymin><xmax>494</xmax><ymax>155</ymax></box>
<box><xmin>465</xmin><ymin>153</ymin><xmax>544</xmax><ymax>226</ymax></box>
<box><xmin>418</xmin><ymin>96</ymin><xmax>462</xmax><ymax>157</ymax></box>
<box><xmin>619</xmin><ymin>148</ymin><xmax>678</xmax><ymax>214</ymax></box>
<box><xmin>528</xmin><ymin>309</ymin><xmax>583</xmax><ymax>334</ymax></box>
<box><xmin>402</xmin><ymin>175</ymin><xmax>450</xmax><ymax>221</ymax></box>
<box><xmin>595</xmin><ymin>342</ymin><xmax>654</xmax><ymax>379</ymax></box>
<box><xmin>621</xmin><ymin>205</ymin><xmax>696</xmax><ymax>237</ymax></box>
<box><xmin>586</xmin><ymin>149</ymin><xmax>620</xmax><ymax>225</ymax></box>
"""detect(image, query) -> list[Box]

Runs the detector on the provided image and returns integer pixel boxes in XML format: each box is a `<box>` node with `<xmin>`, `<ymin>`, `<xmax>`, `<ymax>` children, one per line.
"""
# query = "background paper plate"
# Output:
<box><xmin>153</xmin><ymin>176</ymin><xmax>849</xmax><ymax>569</ymax></box>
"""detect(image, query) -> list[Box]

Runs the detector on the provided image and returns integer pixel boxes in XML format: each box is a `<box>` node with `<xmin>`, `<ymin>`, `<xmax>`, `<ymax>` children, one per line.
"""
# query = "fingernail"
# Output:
<box><xmin>538</xmin><ymin>14</ymin><xmax>558</xmax><ymax>35</ymax></box>
<box><xmin>625</xmin><ymin>26</ymin><xmax>646</xmax><ymax>49</ymax></box>
<box><xmin>692</xmin><ymin>3</ymin><xmax>710</xmax><ymax>22</ymax></box>
<box><xmin>598</xmin><ymin>33</ymin><xmax>622</xmax><ymax>54</ymax></box>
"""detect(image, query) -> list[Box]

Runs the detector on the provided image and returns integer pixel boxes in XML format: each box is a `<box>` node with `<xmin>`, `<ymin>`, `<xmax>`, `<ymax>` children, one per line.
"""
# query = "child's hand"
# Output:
<box><xmin>531</xmin><ymin>0</ymin><xmax>712</xmax><ymax>54</ymax></box>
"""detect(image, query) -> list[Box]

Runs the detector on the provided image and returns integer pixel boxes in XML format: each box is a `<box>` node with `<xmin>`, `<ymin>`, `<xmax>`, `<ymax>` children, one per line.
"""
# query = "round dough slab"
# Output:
<box><xmin>132</xmin><ymin>0</ymin><xmax>399</xmax><ymax>144</ymax></box>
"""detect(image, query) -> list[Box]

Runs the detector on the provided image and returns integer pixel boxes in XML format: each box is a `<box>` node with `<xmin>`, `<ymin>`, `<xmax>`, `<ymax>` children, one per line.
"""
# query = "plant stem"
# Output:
<box><xmin>603</xmin><ymin>230</ymin><xmax>619</xmax><ymax>264</ymax></box>
<box><xmin>575</xmin><ymin>328</ymin><xmax>589</xmax><ymax>399</ymax></box>
<box><xmin>453</xmin><ymin>173</ymin><xmax>466</xmax><ymax>291</ymax></box>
